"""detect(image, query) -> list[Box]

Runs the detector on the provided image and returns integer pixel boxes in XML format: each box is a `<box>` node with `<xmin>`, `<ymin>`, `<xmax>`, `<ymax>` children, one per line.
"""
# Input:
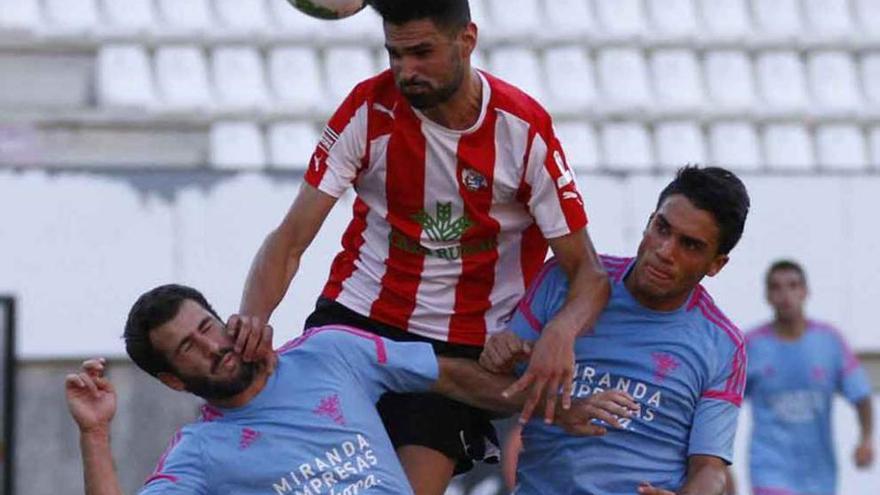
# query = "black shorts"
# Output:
<box><xmin>304</xmin><ymin>297</ymin><xmax>500</xmax><ymax>475</ymax></box>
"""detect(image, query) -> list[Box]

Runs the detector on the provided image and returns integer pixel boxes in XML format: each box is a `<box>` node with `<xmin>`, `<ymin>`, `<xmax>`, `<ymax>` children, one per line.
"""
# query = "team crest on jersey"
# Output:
<box><xmin>461</xmin><ymin>168</ymin><xmax>488</xmax><ymax>192</ymax></box>
<box><xmin>314</xmin><ymin>394</ymin><xmax>346</xmax><ymax>426</ymax></box>
<box><xmin>651</xmin><ymin>352</ymin><xmax>680</xmax><ymax>383</ymax></box>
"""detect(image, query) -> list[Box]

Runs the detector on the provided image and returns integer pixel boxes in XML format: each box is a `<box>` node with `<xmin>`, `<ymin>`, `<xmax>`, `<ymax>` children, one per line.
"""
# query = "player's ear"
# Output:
<box><xmin>157</xmin><ymin>372</ymin><xmax>186</xmax><ymax>392</ymax></box>
<box><xmin>706</xmin><ymin>254</ymin><xmax>729</xmax><ymax>277</ymax></box>
<box><xmin>459</xmin><ymin>22</ymin><xmax>477</xmax><ymax>56</ymax></box>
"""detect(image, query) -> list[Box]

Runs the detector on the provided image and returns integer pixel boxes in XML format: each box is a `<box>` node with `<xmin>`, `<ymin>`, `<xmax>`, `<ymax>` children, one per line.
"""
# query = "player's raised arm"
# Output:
<box><xmin>65</xmin><ymin>358</ymin><xmax>124</xmax><ymax>495</ymax></box>
<box><xmin>239</xmin><ymin>183</ymin><xmax>338</xmax><ymax>324</ymax></box>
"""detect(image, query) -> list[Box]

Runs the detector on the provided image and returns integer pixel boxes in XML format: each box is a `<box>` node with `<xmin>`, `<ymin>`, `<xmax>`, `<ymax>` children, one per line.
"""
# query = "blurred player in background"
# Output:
<box><xmin>238</xmin><ymin>1</ymin><xmax>609</xmax><ymax>493</ymax></box>
<box><xmin>483</xmin><ymin>166</ymin><xmax>751</xmax><ymax>495</ymax></box>
<box><xmin>65</xmin><ymin>284</ymin><xmax>634</xmax><ymax>495</ymax></box>
<box><xmin>738</xmin><ymin>260</ymin><xmax>874</xmax><ymax>495</ymax></box>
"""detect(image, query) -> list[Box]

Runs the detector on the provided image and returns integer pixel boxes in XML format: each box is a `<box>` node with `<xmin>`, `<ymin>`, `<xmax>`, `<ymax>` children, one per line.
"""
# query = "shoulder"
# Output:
<box><xmin>599</xmin><ymin>254</ymin><xmax>634</xmax><ymax>283</ymax></box>
<box><xmin>482</xmin><ymin>70</ymin><xmax>554</xmax><ymax>133</ymax></box>
<box><xmin>807</xmin><ymin>320</ymin><xmax>853</xmax><ymax>350</ymax></box>
<box><xmin>276</xmin><ymin>325</ymin><xmax>388</xmax><ymax>364</ymax></box>
<box><xmin>688</xmin><ymin>285</ymin><xmax>745</xmax><ymax>355</ymax></box>
<box><xmin>744</xmin><ymin>323</ymin><xmax>776</xmax><ymax>346</ymax></box>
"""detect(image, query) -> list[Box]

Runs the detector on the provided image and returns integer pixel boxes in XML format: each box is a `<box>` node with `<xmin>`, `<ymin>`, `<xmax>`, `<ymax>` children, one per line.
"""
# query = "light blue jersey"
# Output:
<box><xmin>510</xmin><ymin>256</ymin><xmax>746</xmax><ymax>495</ymax></box>
<box><xmin>139</xmin><ymin>325</ymin><xmax>439</xmax><ymax>495</ymax></box>
<box><xmin>745</xmin><ymin>321</ymin><xmax>872</xmax><ymax>495</ymax></box>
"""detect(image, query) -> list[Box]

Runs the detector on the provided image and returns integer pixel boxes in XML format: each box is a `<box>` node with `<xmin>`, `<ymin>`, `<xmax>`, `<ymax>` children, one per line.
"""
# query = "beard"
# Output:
<box><xmin>398</xmin><ymin>53</ymin><xmax>466</xmax><ymax>110</ymax></box>
<box><xmin>176</xmin><ymin>351</ymin><xmax>257</xmax><ymax>401</ymax></box>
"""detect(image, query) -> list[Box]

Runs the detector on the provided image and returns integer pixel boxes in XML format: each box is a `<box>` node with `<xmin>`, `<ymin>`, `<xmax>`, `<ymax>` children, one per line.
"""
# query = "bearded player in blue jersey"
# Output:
<box><xmin>482</xmin><ymin>166</ymin><xmax>751</xmax><ymax>495</ymax></box>
<box><xmin>740</xmin><ymin>260</ymin><xmax>874</xmax><ymax>495</ymax></box>
<box><xmin>64</xmin><ymin>284</ymin><xmax>636</xmax><ymax>495</ymax></box>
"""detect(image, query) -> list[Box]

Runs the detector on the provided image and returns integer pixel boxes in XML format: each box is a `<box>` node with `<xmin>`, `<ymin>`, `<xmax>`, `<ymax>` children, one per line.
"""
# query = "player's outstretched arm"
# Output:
<box><xmin>434</xmin><ymin>357</ymin><xmax>637</xmax><ymax>434</ymax></box>
<box><xmin>854</xmin><ymin>397</ymin><xmax>875</xmax><ymax>468</ymax></box>
<box><xmin>64</xmin><ymin>358</ymin><xmax>124</xmax><ymax>495</ymax></box>
<box><xmin>239</xmin><ymin>182</ymin><xmax>337</xmax><ymax>324</ymax></box>
<box><xmin>637</xmin><ymin>455</ymin><xmax>728</xmax><ymax>495</ymax></box>
<box><xmin>506</xmin><ymin>230</ymin><xmax>610</xmax><ymax>425</ymax></box>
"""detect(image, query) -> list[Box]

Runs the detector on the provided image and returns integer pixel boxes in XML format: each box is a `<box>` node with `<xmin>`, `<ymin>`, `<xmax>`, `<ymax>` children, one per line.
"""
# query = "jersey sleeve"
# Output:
<box><xmin>834</xmin><ymin>333</ymin><xmax>872</xmax><ymax>404</ymax></box>
<box><xmin>688</xmin><ymin>339</ymin><xmax>746</xmax><ymax>463</ymax></box>
<box><xmin>303</xmin><ymin>84</ymin><xmax>369</xmax><ymax>198</ymax></box>
<box><xmin>312</xmin><ymin>327</ymin><xmax>439</xmax><ymax>402</ymax></box>
<box><xmin>138</xmin><ymin>429</ymin><xmax>208</xmax><ymax>495</ymax></box>
<box><xmin>508</xmin><ymin>259</ymin><xmax>567</xmax><ymax>343</ymax></box>
<box><xmin>521</xmin><ymin>127</ymin><xmax>588</xmax><ymax>239</ymax></box>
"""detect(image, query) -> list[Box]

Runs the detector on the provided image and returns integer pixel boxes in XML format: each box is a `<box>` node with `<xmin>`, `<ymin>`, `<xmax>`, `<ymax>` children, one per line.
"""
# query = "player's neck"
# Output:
<box><xmin>773</xmin><ymin>315</ymin><xmax>808</xmax><ymax>340</ymax></box>
<box><xmin>207</xmin><ymin>367</ymin><xmax>272</xmax><ymax>409</ymax></box>
<box><xmin>420</xmin><ymin>68</ymin><xmax>482</xmax><ymax>130</ymax></box>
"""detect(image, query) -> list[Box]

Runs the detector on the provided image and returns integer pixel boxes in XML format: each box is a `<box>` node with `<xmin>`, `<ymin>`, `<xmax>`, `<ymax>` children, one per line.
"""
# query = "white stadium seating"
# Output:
<box><xmin>709</xmin><ymin>122</ymin><xmax>762</xmax><ymax>170</ymax></box>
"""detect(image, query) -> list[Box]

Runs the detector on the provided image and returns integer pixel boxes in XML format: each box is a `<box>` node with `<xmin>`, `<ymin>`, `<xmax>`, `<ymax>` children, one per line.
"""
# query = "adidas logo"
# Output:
<box><xmin>239</xmin><ymin>427</ymin><xmax>261</xmax><ymax>450</ymax></box>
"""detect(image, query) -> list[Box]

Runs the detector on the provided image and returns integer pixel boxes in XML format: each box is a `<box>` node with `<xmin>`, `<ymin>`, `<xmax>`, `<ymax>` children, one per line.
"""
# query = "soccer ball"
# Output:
<box><xmin>287</xmin><ymin>0</ymin><xmax>367</xmax><ymax>20</ymax></box>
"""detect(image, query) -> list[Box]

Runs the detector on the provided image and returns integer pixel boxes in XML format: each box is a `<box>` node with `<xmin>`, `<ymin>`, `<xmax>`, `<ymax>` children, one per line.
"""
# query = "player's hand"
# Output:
<box><xmin>855</xmin><ymin>439</ymin><xmax>874</xmax><ymax>468</ymax></box>
<box><xmin>65</xmin><ymin>358</ymin><xmax>116</xmax><ymax>434</ymax></box>
<box><xmin>228</xmin><ymin>314</ymin><xmax>277</xmax><ymax>373</ymax></box>
<box><xmin>502</xmin><ymin>322</ymin><xmax>575</xmax><ymax>425</ymax></box>
<box><xmin>480</xmin><ymin>330</ymin><xmax>532</xmax><ymax>373</ymax></box>
<box><xmin>637</xmin><ymin>482</ymin><xmax>676</xmax><ymax>494</ymax></box>
<box><xmin>556</xmin><ymin>390</ymin><xmax>639</xmax><ymax>436</ymax></box>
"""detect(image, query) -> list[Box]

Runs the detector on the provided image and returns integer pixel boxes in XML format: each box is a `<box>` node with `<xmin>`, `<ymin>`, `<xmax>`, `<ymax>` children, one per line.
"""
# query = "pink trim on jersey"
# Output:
<box><xmin>200</xmin><ymin>404</ymin><xmax>223</xmax><ymax>422</ymax></box>
<box><xmin>517</xmin><ymin>258</ymin><xmax>561</xmax><ymax>333</ymax></box>
<box><xmin>695</xmin><ymin>293</ymin><xmax>746</xmax><ymax>407</ymax></box>
<box><xmin>449</xmin><ymin>108</ymin><xmax>501</xmax><ymax>345</ymax></box>
<box><xmin>275</xmin><ymin>325</ymin><xmax>388</xmax><ymax>364</ymax></box>
<box><xmin>369</xmin><ymin>104</ymin><xmax>427</xmax><ymax>332</ymax></box>
<box><xmin>601</xmin><ymin>256</ymin><xmax>632</xmax><ymax>283</ymax></box>
<box><xmin>811</xmin><ymin>321</ymin><xmax>862</xmax><ymax>375</ymax></box>
<box><xmin>144</xmin><ymin>429</ymin><xmax>183</xmax><ymax>486</ymax></box>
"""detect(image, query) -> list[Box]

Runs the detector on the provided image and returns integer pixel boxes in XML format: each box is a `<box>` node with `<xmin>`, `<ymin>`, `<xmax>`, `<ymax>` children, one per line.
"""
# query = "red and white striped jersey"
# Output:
<box><xmin>304</xmin><ymin>69</ymin><xmax>588</xmax><ymax>346</ymax></box>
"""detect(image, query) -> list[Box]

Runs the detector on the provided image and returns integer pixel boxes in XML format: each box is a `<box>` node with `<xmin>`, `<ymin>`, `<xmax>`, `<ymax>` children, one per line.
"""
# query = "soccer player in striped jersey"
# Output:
<box><xmin>238</xmin><ymin>1</ymin><xmax>609</xmax><ymax>492</ymax></box>
<box><xmin>64</xmin><ymin>285</ymin><xmax>634</xmax><ymax>495</ymax></box>
<box><xmin>740</xmin><ymin>260</ymin><xmax>874</xmax><ymax>495</ymax></box>
<box><xmin>482</xmin><ymin>166</ymin><xmax>751</xmax><ymax>495</ymax></box>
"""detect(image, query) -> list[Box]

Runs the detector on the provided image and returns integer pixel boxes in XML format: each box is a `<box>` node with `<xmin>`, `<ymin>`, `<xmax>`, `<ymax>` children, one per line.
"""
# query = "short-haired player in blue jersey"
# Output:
<box><xmin>64</xmin><ymin>284</ymin><xmax>636</xmax><ymax>495</ymax></box>
<box><xmin>740</xmin><ymin>260</ymin><xmax>874</xmax><ymax>495</ymax></box>
<box><xmin>482</xmin><ymin>166</ymin><xmax>751</xmax><ymax>495</ymax></box>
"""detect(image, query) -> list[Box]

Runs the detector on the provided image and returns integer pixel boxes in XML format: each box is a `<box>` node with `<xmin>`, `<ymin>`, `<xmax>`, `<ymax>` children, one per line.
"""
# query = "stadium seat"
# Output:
<box><xmin>763</xmin><ymin>124</ymin><xmax>815</xmax><ymax>170</ymax></box>
<box><xmin>697</xmin><ymin>0</ymin><xmax>751</xmax><ymax>39</ymax></box>
<box><xmin>266</xmin><ymin>0</ymin><xmax>324</xmax><ymax>39</ymax></box>
<box><xmin>816</xmin><ymin>125</ymin><xmax>868</xmax><ymax>170</ymax></box>
<box><xmin>543</xmin><ymin>46</ymin><xmax>596</xmax><ymax>113</ymax></box>
<box><xmin>268</xmin><ymin>47</ymin><xmax>325</xmax><ymax>113</ymax></box>
<box><xmin>651</xmin><ymin>49</ymin><xmax>704</xmax><ymax>110</ymax></box>
<box><xmin>594</xmin><ymin>0</ymin><xmax>646</xmax><ymax>38</ymax></box>
<box><xmin>808</xmin><ymin>51</ymin><xmax>860</xmax><ymax>112</ymax></box>
<box><xmin>601</xmin><ymin>123</ymin><xmax>654</xmax><ymax>170</ymax></box>
<box><xmin>708</xmin><ymin>122</ymin><xmax>762</xmax><ymax>170</ymax></box>
<box><xmin>267</xmin><ymin>122</ymin><xmax>319</xmax><ymax>169</ymax></box>
<box><xmin>802</xmin><ymin>0</ymin><xmax>854</xmax><ymax>37</ymax></box>
<box><xmin>704</xmin><ymin>51</ymin><xmax>756</xmax><ymax>109</ymax></box>
<box><xmin>321</xmin><ymin>7</ymin><xmax>383</xmax><ymax>43</ymax></box>
<box><xmin>96</xmin><ymin>45</ymin><xmax>156</xmax><ymax>108</ymax></box>
<box><xmin>211</xmin><ymin>47</ymin><xmax>270</xmax><ymax>110</ymax></box>
<box><xmin>324</xmin><ymin>48</ymin><xmax>377</xmax><ymax>109</ymax></box>
<box><xmin>855</xmin><ymin>0</ymin><xmax>880</xmax><ymax>38</ymax></box>
<box><xmin>487</xmin><ymin>0</ymin><xmax>541</xmax><ymax>39</ymax></box>
<box><xmin>597</xmin><ymin>48</ymin><xmax>652</xmax><ymax>109</ymax></box>
<box><xmin>99</xmin><ymin>0</ymin><xmax>156</xmax><ymax>33</ymax></box>
<box><xmin>44</xmin><ymin>0</ymin><xmax>99</xmax><ymax>34</ymax></box>
<box><xmin>645</xmin><ymin>0</ymin><xmax>698</xmax><ymax>37</ymax></box>
<box><xmin>655</xmin><ymin>121</ymin><xmax>706</xmax><ymax>169</ymax></box>
<box><xmin>213</xmin><ymin>0</ymin><xmax>270</xmax><ymax>35</ymax></box>
<box><xmin>862</xmin><ymin>53</ymin><xmax>880</xmax><ymax>105</ymax></box>
<box><xmin>554</xmin><ymin>122</ymin><xmax>598</xmax><ymax>170</ymax></box>
<box><xmin>210</xmin><ymin>121</ymin><xmax>266</xmax><ymax>169</ymax></box>
<box><xmin>870</xmin><ymin>127</ymin><xmax>880</xmax><ymax>168</ymax></box>
<box><xmin>155</xmin><ymin>0</ymin><xmax>212</xmax><ymax>34</ymax></box>
<box><xmin>544</xmin><ymin>0</ymin><xmax>596</xmax><ymax>38</ymax></box>
<box><xmin>468</xmin><ymin>0</ymin><xmax>496</xmax><ymax>40</ymax></box>
<box><xmin>154</xmin><ymin>46</ymin><xmax>213</xmax><ymax>110</ymax></box>
<box><xmin>756</xmin><ymin>51</ymin><xmax>809</xmax><ymax>110</ymax></box>
<box><xmin>489</xmin><ymin>47</ymin><xmax>547</xmax><ymax>105</ymax></box>
<box><xmin>752</xmin><ymin>0</ymin><xmax>802</xmax><ymax>37</ymax></box>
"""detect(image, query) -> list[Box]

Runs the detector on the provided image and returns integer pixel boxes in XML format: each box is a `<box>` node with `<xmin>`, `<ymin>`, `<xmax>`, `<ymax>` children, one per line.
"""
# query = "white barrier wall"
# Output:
<box><xmin>1</xmin><ymin>170</ymin><xmax>879</xmax><ymax>358</ymax></box>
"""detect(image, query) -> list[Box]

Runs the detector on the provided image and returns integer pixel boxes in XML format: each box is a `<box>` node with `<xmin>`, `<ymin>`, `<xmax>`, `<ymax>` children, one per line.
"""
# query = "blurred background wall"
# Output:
<box><xmin>2</xmin><ymin>0</ymin><xmax>880</xmax><ymax>493</ymax></box>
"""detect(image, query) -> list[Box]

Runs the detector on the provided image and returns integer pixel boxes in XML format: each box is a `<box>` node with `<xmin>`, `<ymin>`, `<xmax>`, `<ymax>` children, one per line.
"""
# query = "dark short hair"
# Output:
<box><xmin>766</xmin><ymin>259</ymin><xmax>807</xmax><ymax>288</ymax></box>
<box><xmin>123</xmin><ymin>284</ymin><xmax>221</xmax><ymax>377</ymax></box>
<box><xmin>368</xmin><ymin>0</ymin><xmax>471</xmax><ymax>32</ymax></box>
<box><xmin>656</xmin><ymin>165</ymin><xmax>750</xmax><ymax>255</ymax></box>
